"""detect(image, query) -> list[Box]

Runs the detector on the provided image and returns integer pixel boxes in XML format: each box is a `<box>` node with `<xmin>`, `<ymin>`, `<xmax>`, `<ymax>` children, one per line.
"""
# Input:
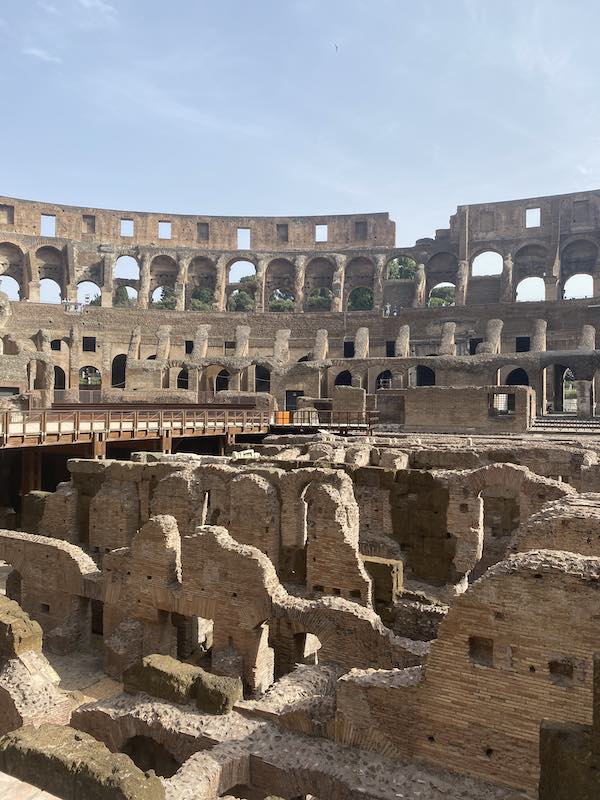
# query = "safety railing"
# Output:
<box><xmin>0</xmin><ymin>407</ymin><xmax>271</xmax><ymax>446</ymax></box>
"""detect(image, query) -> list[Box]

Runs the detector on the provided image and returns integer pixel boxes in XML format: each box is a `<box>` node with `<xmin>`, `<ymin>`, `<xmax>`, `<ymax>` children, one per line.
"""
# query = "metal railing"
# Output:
<box><xmin>0</xmin><ymin>407</ymin><xmax>271</xmax><ymax>447</ymax></box>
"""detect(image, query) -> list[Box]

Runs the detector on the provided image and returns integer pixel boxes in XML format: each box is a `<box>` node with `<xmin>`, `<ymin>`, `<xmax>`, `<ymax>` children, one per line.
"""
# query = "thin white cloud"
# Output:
<box><xmin>37</xmin><ymin>1</ymin><xmax>60</xmax><ymax>14</ymax></box>
<box><xmin>76</xmin><ymin>0</ymin><xmax>117</xmax><ymax>25</ymax></box>
<box><xmin>22</xmin><ymin>46</ymin><xmax>62</xmax><ymax>64</ymax></box>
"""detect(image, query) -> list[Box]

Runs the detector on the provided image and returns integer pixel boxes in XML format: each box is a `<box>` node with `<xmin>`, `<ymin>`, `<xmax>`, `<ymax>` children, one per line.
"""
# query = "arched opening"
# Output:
<box><xmin>188</xmin><ymin>256</ymin><xmax>216</xmax><ymax>310</ymax></box>
<box><xmin>255</xmin><ymin>365</ymin><xmax>271</xmax><ymax>393</ymax></box>
<box><xmin>387</xmin><ymin>255</ymin><xmax>417</xmax><ymax>279</ymax></box>
<box><xmin>471</xmin><ymin>486</ymin><xmax>521</xmax><ymax>581</ymax></box>
<box><xmin>416</xmin><ymin>365</ymin><xmax>435</xmax><ymax>386</ymax></box>
<box><xmin>114</xmin><ymin>255</ymin><xmax>140</xmax><ymax>280</ymax></box>
<box><xmin>268</xmin><ymin>288</ymin><xmax>294</xmax><ymax>312</ymax></box>
<box><xmin>347</xmin><ymin>287</ymin><xmax>373</xmax><ymax>311</ymax></box>
<box><xmin>79</xmin><ymin>366</ymin><xmax>101</xmax><ymax>389</ymax></box>
<box><xmin>120</xmin><ymin>735</ymin><xmax>181</xmax><ymax>779</ymax></box>
<box><xmin>113</xmin><ymin>285</ymin><xmax>135</xmax><ymax>306</ymax></box>
<box><xmin>305</xmin><ymin>287</ymin><xmax>332</xmax><ymax>310</ymax></box>
<box><xmin>472</xmin><ymin>251</ymin><xmax>503</xmax><ymax>276</ymax></box>
<box><xmin>428</xmin><ymin>282</ymin><xmax>455</xmax><ymax>307</ymax></box>
<box><xmin>375</xmin><ymin>370</ymin><xmax>392</xmax><ymax>390</ymax></box>
<box><xmin>53</xmin><ymin>366</ymin><xmax>66</xmax><ymax>390</ymax></box>
<box><xmin>111</xmin><ymin>354</ymin><xmax>127</xmax><ymax>388</ymax></box>
<box><xmin>516</xmin><ymin>276</ymin><xmax>545</xmax><ymax>302</ymax></box>
<box><xmin>77</xmin><ymin>281</ymin><xmax>101</xmax><ymax>305</ymax></box>
<box><xmin>505</xmin><ymin>368</ymin><xmax>529</xmax><ymax>386</ymax></box>
<box><xmin>553</xmin><ymin>366</ymin><xmax>577</xmax><ymax>413</ymax></box>
<box><xmin>215</xmin><ymin>369</ymin><xmax>230</xmax><ymax>392</ymax></box>
<box><xmin>0</xmin><ymin>275</ymin><xmax>20</xmax><ymax>300</ymax></box>
<box><xmin>36</xmin><ymin>246</ymin><xmax>64</xmax><ymax>297</ymax></box>
<box><xmin>151</xmin><ymin>285</ymin><xmax>176</xmax><ymax>309</ymax></box>
<box><xmin>227</xmin><ymin>260</ymin><xmax>256</xmax><ymax>311</ymax></box>
<box><xmin>39</xmin><ymin>278</ymin><xmax>62</xmax><ymax>304</ymax></box>
<box><xmin>563</xmin><ymin>273</ymin><xmax>593</xmax><ymax>299</ymax></box>
<box><xmin>304</xmin><ymin>257</ymin><xmax>335</xmax><ymax>308</ymax></box>
<box><xmin>0</xmin><ymin>243</ymin><xmax>24</xmax><ymax>299</ymax></box>
<box><xmin>176</xmin><ymin>368</ymin><xmax>189</xmax><ymax>389</ymax></box>
<box><xmin>561</xmin><ymin>240</ymin><xmax>598</xmax><ymax>279</ymax></box>
<box><xmin>334</xmin><ymin>370</ymin><xmax>352</xmax><ymax>386</ymax></box>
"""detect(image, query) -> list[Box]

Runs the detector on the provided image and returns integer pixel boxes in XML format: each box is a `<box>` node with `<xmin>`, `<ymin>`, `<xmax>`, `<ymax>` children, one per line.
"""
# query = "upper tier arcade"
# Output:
<box><xmin>1</xmin><ymin>189</ymin><xmax>600</xmax><ymax>312</ymax></box>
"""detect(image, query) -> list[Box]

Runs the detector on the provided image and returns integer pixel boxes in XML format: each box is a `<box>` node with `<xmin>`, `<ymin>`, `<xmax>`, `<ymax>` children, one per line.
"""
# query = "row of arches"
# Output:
<box><xmin>422</xmin><ymin>273</ymin><xmax>594</xmax><ymax>306</ymax></box>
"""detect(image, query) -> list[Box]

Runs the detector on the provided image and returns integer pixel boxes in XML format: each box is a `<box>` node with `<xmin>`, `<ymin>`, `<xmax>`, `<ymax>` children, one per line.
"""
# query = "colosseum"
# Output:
<box><xmin>0</xmin><ymin>189</ymin><xmax>599</xmax><ymax>799</ymax></box>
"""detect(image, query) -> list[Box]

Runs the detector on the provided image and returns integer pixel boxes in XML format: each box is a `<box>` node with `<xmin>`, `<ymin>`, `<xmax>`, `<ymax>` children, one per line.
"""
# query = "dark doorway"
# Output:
<box><xmin>111</xmin><ymin>354</ymin><xmax>127</xmax><ymax>388</ymax></box>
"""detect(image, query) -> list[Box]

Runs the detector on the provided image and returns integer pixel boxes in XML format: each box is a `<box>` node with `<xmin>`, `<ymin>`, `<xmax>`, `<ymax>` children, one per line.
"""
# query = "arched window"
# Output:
<box><xmin>227</xmin><ymin>260</ymin><xmax>256</xmax><ymax>311</ymax></box>
<box><xmin>151</xmin><ymin>286</ymin><xmax>176</xmax><ymax>309</ymax></box>
<box><xmin>215</xmin><ymin>369</ymin><xmax>230</xmax><ymax>392</ymax></box>
<box><xmin>53</xmin><ymin>366</ymin><xmax>66</xmax><ymax>390</ymax></box>
<box><xmin>176</xmin><ymin>368</ymin><xmax>189</xmax><ymax>389</ymax></box>
<box><xmin>563</xmin><ymin>273</ymin><xmax>593</xmax><ymax>299</ymax></box>
<box><xmin>77</xmin><ymin>281</ymin><xmax>101</xmax><ymax>305</ymax></box>
<box><xmin>347</xmin><ymin>287</ymin><xmax>373</xmax><ymax>311</ymax></box>
<box><xmin>516</xmin><ymin>277</ymin><xmax>545</xmax><ymax>302</ymax></box>
<box><xmin>79</xmin><ymin>365</ymin><xmax>101</xmax><ymax>389</ymax></box>
<box><xmin>416</xmin><ymin>365</ymin><xmax>435</xmax><ymax>386</ymax></box>
<box><xmin>0</xmin><ymin>276</ymin><xmax>20</xmax><ymax>300</ymax></box>
<box><xmin>428</xmin><ymin>283</ymin><xmax>455</xmax><ymax>307</ymax></box>
<box><xmin>39</xmin><ymin>278</ymin><xmax>61</xmax><ymax>304</ymax></box>
<box><xmin>114</xmin><ymin>255</ymin><xmax>140</xmax><ymax>280</ymax></box>
<box><xmin>472</xmin><ymin>251</ymin><xmax>503</xmax><ymax>276</ymax></box>
<box><xmin>505</xmin><ymin>368</ymin><xmax>529</xmax><ymax>386</ymax></box>
<box><xmin>387</xmin><ymin>255</ymin><xmax>417</xmax><ymax>279</ymax></box>
<box><xmin>255</xmin><ymin>365</ymin><xmax>271</xmax><ymax>392</ymax></box>
<box><xmin>375</xmin><ymin>370</ymin><xmax>393</xmax><ymax>390</ymax></box>
<box><xmin>334</xmin><ymin>370</ymin><xmax>352</xmax><ymax>386</ymax></box>
<box><xmin>111</xmin><ymin>354</ymin><xmax>127</xmax><ymax>388</ymax></box>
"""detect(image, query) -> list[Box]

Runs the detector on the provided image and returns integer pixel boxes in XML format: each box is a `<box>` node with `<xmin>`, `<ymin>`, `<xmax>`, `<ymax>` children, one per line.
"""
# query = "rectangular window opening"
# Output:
<box><xmin>489</xmin><ymin>393</ymin><xmax>515</xmax><ymax>416</ymax></box>
<box><xmin>276</xmin><ymin>223</ymin><xmax>289</xmax><ymax>243</ymax></box>
<box><xmin>0</xmin><ymin>205</ymin><xmax>15</xmax><ymax>226</ymax></box>
<box><xmin>516</xmin><ymin>336</ymin><xmax>531</xmax><ymax>353</ymax></box>
<box><xmin>386</xmin><ymin>340</ymin><xmax>396</xmax><ymax>357</ymax></box>
<box><xmin>343</xmin><ymin>341</ymin><xmax>355</xmax><ymax>358</ymax></box>
<box><xmin>40</xmin><ymin>603</ymin><xmax>50</xmax><ymax>613</ymax></box>
<box><xmin>82</xmin><ymin>336</ymin><xmax>96</xmax><ymax>353</ymax></box>
<box><xmin>184</xmin><ymin>340</ymin><xmax>194</xmax><ymax>355</ymax></box>
<box><xmin>525</xmin><ymin>207</ymin><xmax>541</xmax><ymax>228</ymax></box>
<box><xmin>469</xmin><ymin>337</ymin><xmax>484</xmax><ymax>355</ymax></box>
<box><xmin>40</xmin><ymin>214</ymin><xmax>56</xmax><ymax>237</ymax></box>
<box><xmin>469</xmin><ymin>636</ymin><xmax>494</xmax><ymax>667</ymax></box>
<box><xmin>197</xmin><ymin>222</ymin><xmax>209</xmax><ymax>241</ymax></box>
<box><xmin>120</xmin><ymin>218</ymin><xmax>134</xmax><ymax>237</ymax></box>
<box><xmin>315</xmin><ymin>224</ymin><xmax>328</xmax><ymax>242</ymax></box>
<box><xmin>82</xmin><ymin>214</ymin><xmax>96</xmax><ymax>234</ymax></box>
<box><xmin>354</xmin><ymin>220</ymin><xmax>368</xmax><ymax>241</ymax></box>
<box><xmin>549</xmin><ymin>658</ymin><xmax>574</xmax><ymax>686</ymax></box>
<box><xmin>224</xmin><ymin>341</ymin><xmax>236</xmax><ymax>353</ymax></box>
<box><xmin>158</xmin><ymin>220</ymin><xmax>172</xmax><ymax>239</ymax></box>
<box><xmin>237</xmin><ymin>227</ymin><xmax>251</xmax><ymax>249</ymax></box>
<box><xmin>50</xmin><ymin>339</ymin><xmax>61</xmax><ymax>351</ymax></box>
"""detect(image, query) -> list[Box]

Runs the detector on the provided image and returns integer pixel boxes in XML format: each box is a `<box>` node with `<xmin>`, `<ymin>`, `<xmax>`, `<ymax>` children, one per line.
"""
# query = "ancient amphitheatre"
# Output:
<box><xmin>0</xmin><ymin>189</ymin><xmax>598</xmax><ymax>798</ymax></box>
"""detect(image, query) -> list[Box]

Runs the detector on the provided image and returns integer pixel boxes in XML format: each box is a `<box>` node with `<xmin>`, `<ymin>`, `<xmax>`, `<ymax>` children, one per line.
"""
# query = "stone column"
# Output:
<box><xmin>439</xmin><ymin>322</ymin><xmax>456</xmax><ymax>356</ymax></box>
<box><xmin>137</xmin><ymin>252</ymin><xmax>151</xmax><ymax>309</ymax></box>
<box><xmin>293</xmin><ymin>255</ymin><xmax>307</xmax><ymax>312</ymax></box>
<box><xmin>255</xmin><ymin>257</ymin><xmax>269</xmax><ymax>312</ymax></box>
<box><xmin>274</xmin><ymin>329</ymin><xmax>291</xmax><ymax>365</ymax></box>
<box><xmin>193</xmin><ymin>325</ymin><xmax>210</xmax><ymax>358</ymax></box>
<box><xmin>500</xmin><ymin>253</ymin><xmax>513</xmax><ymax>302</ymax></box>
<box><xmin>213</xmin><ymin>255</ymin><xmax>228</xmax><ymax>311</ymax></box>
<box><xmin>455</xmin><ymin>260</ymin><xmax>469</xmax><ymax>306</ymax></box>
<box><xmin>354</xmin><ymin>327</ymin><xmax>369</xmax><ymax>359</ymax></box>
<box><xmin>25</xmin><ymin>252</ymin><xmax>40</xmax><ymax>302</ymax></box>
<box><xmin>101</xmin><ymin>253</ymin><xmax>114</xmax><ymax>307</ymax></box>
<box><xmin>395</xmin><ymin>324</ymin><xmax>410</xmax><ymax>357</ymax></box>
<box><xmin>127</xmin><ymin>326</ymin><xmax>141</xmax><ymax>360</ymax></box>
<box><xmin>373</xmin><ymin>254</ymin><xmax>386</xmax><ymax>310</ymax></box>
<box><xmin>174</xmin><ymin>256</ymin><xmax>189</xmax><ymax>311</ymax></box>
<box><xmin>156</xmin><ymin>325</ymin><xmax>171</xmax><ymax>361</ymax></box>
<box><xmin>544</xmin><ymin>276</ymin><xmax>558</xmax><ymax>302</ymax></box>
<box><xmin>331</xmin><ymin>254</ymin><xmax>346</xmax><ymax>313</ymax></box>
<box><xmin>476</xmin><ymin>319</ymin><xmax>504</xmax><ymax>354</ymax></box>
<box><xmin>68</xmin><ymin>326</ymin><xmax>80</xmax><ymax>390</ymax></box>
<box><xmin>532</xmin><ymin>319</ymin><xmax>547</xmax><ymax>352</ymax></box>
<box><xmin>235</xmin><ymin>325</ymin><xmax>251</xmax><ymax>358</ymax></box>
<box><xmin>413</xmin><ymin>264</ymin><xmax>426</xmax><ymax>307</ymax></box>
<box><xmin>579</xmin><ymin>324</ymin><xmax>596</xmax><ymax>351</ymax></box>
<box><xmin>576</xmin><ymin>380</ymin><xmax>593</xmax><ymax>418</ymax></box>
<box><xmin>314</xmin><ymin>329</ymin><xmax>328</xmax><ymax>360</ymax></box>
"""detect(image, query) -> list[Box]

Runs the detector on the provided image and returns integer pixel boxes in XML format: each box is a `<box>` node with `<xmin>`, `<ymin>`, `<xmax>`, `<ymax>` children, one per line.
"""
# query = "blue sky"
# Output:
<box><xmin>1</xmin><ymin>0</ymin><xmax>599</xmax><ymax>296</ymax></box>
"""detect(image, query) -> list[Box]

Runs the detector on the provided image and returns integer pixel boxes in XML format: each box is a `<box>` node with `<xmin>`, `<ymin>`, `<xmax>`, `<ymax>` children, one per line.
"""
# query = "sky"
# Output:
<box><xmin>1</xmin><ymin>0</ymin><xmax>599</xmax><ymax>301</ymax></box>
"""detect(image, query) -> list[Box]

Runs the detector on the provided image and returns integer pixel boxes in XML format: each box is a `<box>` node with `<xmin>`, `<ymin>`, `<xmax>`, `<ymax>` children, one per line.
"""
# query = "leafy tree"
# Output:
<box><xmin>306</xmin><ymin>287</ymin><xmax>332</xmax><ymax>310</ymax></box>
<box><xmin>387</xmin><ymin>256</ymin><xmax>417</xmax><ymax>279</ymax></box>
<box><xmin>428</xmin><ymin>285</ymin><xmax>455</xmax><ymax>307</ymax></box>
<box><xmin>347</xmin><ymin>287</ymin><xmax>374</xmax><ymax>311</ymax></box>
<box><xmin>228</xmin><ymin>290</ymin><xmax>255</xmax><ymax>311</ymax></box>
<box><xmin>239</xmin><ymin>275</ymin><xmax>257</xmax><ymax>294</ymax></box>
<box><xmin>114</xmin><ymin>285</ymin><xmax>133</xmax><ymax>307</ymax></box>
<box><xmin>89</xmin><ymin>294</ymin><xmax>101</xmax><ymax>306</ymax></box>
<box><xmin>152</xmin><ymin>286</ymin><xmax>177</xmax><ymax>310</ymax></box>
<box><xmin>189</xmin><ymin>287</ymin><xmax>214</xmax><ymax>311</ymax></box>
<box><xmin>269</xmin><ymin>288</ymin><xmax>294</xmax><ymax>312</ymax></box>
